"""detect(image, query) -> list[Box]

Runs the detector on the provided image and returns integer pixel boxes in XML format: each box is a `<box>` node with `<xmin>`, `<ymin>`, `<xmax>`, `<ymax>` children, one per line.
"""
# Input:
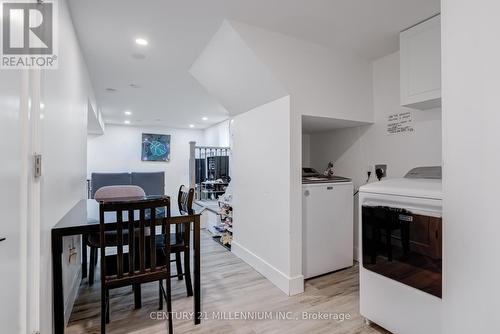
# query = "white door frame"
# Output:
<box><xmin>18</xmin><ymin>69</ymin><xmax>30</xmax><ymax>334</ymax></box>
<box><xmin>17</xmin><ymin>69</ymin><xmax>42</xmax><ymax>334</ymax></box>
<box><xmin>27</xmin><ymin>69</ymin><xmax>42</xmax><ymax>334</ymax></box>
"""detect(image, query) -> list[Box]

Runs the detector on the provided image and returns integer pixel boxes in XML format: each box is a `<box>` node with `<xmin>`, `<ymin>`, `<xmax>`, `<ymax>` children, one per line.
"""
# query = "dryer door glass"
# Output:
<box><xmin>362</xmin><ymin>206</ymin><xmax>442</xmax><ymax>298</ymax></box>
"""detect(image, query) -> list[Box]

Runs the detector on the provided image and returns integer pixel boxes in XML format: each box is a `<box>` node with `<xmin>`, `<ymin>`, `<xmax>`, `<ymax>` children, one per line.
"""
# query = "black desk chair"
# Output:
<box><xmin>99</xmin><ymin>196</ymin><xmax>173</xmax><ymax>334</ymax></box>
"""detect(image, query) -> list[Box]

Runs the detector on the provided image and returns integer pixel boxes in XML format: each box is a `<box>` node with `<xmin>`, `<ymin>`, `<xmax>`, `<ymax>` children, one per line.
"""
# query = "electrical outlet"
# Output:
<box><xmin>375</xmin><ymin>164</ymin><xmax>387</xmax><ymax>179</ymax></box>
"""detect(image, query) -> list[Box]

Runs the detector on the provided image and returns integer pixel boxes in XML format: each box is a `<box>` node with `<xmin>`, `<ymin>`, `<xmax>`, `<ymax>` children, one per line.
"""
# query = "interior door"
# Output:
<box><xmin>0</xmin><ymin>70</ymin><xmax>29</xmax><ymax>333</ymax></box>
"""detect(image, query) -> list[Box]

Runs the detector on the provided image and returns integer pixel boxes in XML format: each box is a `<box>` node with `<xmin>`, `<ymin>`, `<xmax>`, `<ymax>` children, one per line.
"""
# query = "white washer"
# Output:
<box><xmin>359</xmin><ymin>171</ymin><xmax>442</xmax><ymax>334</ymax></box>
<box><xmin>302</xmin><ymin>179</ymin><xmax>354</xmax><ymax>279</ymax></box>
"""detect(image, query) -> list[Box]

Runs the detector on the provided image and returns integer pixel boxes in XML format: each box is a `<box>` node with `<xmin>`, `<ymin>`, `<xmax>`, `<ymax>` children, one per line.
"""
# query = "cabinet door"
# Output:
<box><xmin>400</xmin><ymin>15</ymin><xmax>441</xmax><ymax>110</ymax></box>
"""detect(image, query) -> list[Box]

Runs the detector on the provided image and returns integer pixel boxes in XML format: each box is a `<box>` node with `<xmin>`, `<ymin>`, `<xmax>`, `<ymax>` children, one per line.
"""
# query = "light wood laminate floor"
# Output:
<box><xmin>67</xmin><ymin>231</ymin><xmax>389</xmax><ymax>334</ymax></box>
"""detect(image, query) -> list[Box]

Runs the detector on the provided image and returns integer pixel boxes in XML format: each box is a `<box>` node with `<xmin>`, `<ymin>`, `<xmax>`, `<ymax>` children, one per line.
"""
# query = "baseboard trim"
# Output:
<box><xmin>353</xmin><ymin>246</ymin><xmax>359</xmax><ymax>262</ymax></box>
<box><xmin>231</xmin><ymin>241</ymin><xmax>304</xmax><ymax>296</ymax></box>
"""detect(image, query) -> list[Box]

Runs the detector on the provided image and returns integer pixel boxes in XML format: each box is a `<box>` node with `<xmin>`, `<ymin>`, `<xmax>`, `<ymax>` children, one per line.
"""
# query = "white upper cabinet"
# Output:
<box><xmin>400</xmin><ymin>15</ymin><xmax>441</xmax><ymax>110</ymax></box>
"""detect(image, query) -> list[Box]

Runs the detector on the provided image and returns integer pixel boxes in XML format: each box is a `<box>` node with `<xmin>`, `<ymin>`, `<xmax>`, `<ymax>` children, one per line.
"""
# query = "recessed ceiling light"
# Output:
<box><xmin>135</xmin><ymin>38</ymin><xmax>148</xmax><ymax>46</ymax></box>
<box><xmin>202</xmin><ymin>117</ymin><xmax>208</xmax><ymax>121</ymax></box>
<box><xmin>40</xmin><ymin>102</ymin><xmax>45</xmax><ymax>110</ymax></box>
<box><xmin>40</xmin><ymin>114</ymin><xmax>45</xmax><ymax>120</ymax></box>
<box><xmin>189</xmin><ymin>124</ymin><xmax>195</xmax><ymax>128</ymax></box>
<box><xmin>124</xmin><ymin>110</ymin><xmax>132</xmax><ymax>116</ymax></box>
<box><xmin>124</xmin><ymin>120</ymin><xmax>131</xmax><ymax>125</ymax></box>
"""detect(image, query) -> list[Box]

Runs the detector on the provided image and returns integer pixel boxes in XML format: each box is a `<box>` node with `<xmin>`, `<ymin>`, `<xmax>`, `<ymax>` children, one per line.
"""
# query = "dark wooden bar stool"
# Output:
<box><xmin>98</xmin><ymin>196</ymin><xmax>173</xmax><ymax>334</ymax></box>
<box><xmin>156</xmin><ymin>185</ymin><xmax>194</xmax><ymax>296</ymax></box>
<box><xmin>173</xmin><ymin>185</ymin><xmax>194</xmax><ymax>296</ymax></box>
<box><xmin>88</xmin><ymin>185</ymin><xmax>147</xmax><ymax>285</ymax></box>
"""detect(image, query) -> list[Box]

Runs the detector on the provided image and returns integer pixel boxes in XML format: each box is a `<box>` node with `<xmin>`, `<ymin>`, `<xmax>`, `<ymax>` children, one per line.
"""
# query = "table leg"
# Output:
<box><xmin>194</xmin><ymin>217</ymin><xmax>201</xmax><ymax>325</ymax></box>
<box><xmin>134</xmin><ymin>283</ymin><xmax>142</xmax><ymax>309</ymax></box>
<box><xmin>81</xmin><ymin>234</ymin><xmax>87</xmax><ymax>279</ymax></box>
<box><xmin>52</xmin><ymin>231</ymin><xmax>65</xmax><ymax>334</ymax></box>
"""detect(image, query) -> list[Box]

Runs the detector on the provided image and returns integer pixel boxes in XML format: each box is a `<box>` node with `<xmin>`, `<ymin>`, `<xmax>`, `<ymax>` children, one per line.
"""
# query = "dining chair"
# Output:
<box><xmin>88</xmin><ymin>185</ymin><xmax>146</xmax><ymax>285</ymax></box>
<box><xmin>99</xmin><ymin>196</ymin><xmax>173</xmax><ymax>334</ymax></box>
<box><xmin>172</xmin><ymin>185</ymin><xmax>194</xmax><ymax>296</ymax></box>
<box><xmin>153</xmin><ymin>185</ymin><xmax>194</xmax><ymax>297</ymax></box>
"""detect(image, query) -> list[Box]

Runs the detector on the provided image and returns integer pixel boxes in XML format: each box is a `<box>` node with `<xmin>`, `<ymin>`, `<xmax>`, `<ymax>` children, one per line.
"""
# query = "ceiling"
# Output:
<box><xmin>68</xmin><ymin>0</ymin><xmax>440</xmax><ymax>129</ymax></box>
<box><xmin>302</xmin><ymin>115</ymin><xmax>371</xmax><ymax>134</ymax></box>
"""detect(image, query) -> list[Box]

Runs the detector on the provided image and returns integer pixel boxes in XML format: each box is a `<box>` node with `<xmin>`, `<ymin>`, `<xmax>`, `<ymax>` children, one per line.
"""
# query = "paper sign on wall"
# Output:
<box><xmin>387</xmin><ymin>111</ymin><xmax>414</xmax><ymax>135</ymax></box>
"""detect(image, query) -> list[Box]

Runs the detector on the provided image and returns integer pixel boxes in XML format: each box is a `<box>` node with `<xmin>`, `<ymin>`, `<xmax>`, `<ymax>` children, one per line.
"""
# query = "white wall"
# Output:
<box><xmin>87</xmin><ymin>101</ymin><xmax>105</xmax><ymax>135</ymax></box>
<box><xmin>224</xmin><ymin>21</ymin><xmax>373</xmax><ymax>282</ymax></box>
<box><xmin>88</xmin><ymin>124</ymin><xmax>204</xmax><ymax>201</ymax></box>
<box><xmin>442</xmin><ymin>1</ymin><xmax>500</xmax><ymax>333</ymax></box>
<box><xmin>289</xmin><ymin>108</ymin><xmax>303</xmax><ymax>282</ymax></box>
<box><xmin>302</xmin><ymin>134</ymin><xmax>311</xmax><ymax>167</ymax></box>
<box><xmin>231</xmin><ymin>21</ymin><xmax>373</xmax><ymax>123</ymax></box>
<box><xmin>190</xmin><ymin>21</ymin><xmax>287</xmax><ymax>116</ymax></box>
<box><xmin>39</xmin><ymin>0</ymin><xmax>97</xmax><ymax>330</ymax></box>
<box><xmin>309</xmin><ymin>52</ymin><xmax>442</xmax><ymax>189</ymax></box>
<box><xmin>307</xmin><ymin>51</ymin><xmax>442</xmax><ymax>258</ymax></box>
<box><xmin>231</xmin><ymin>96</ymin><xmax>303</xmax><ymax>295</ymax></box>
<box><xmin>203</xmin><ymin>119</ymin><xmax>231</xmax><ymax>147</ymax></box>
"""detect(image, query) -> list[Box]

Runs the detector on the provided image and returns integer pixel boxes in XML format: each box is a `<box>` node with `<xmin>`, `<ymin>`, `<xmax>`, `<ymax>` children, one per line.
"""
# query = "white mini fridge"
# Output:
<box><xmin>302</xmin><ymin>181</ymin><xmax>354</xmax><ymax>279</ymax></box>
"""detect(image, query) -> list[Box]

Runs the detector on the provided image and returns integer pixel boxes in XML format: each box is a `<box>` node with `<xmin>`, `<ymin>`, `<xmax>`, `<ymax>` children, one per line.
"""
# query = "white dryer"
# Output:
<box><xmin>359</xmin><ymin>167</ymin><xmax>442</xmax><ymax>334</ymax></box>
